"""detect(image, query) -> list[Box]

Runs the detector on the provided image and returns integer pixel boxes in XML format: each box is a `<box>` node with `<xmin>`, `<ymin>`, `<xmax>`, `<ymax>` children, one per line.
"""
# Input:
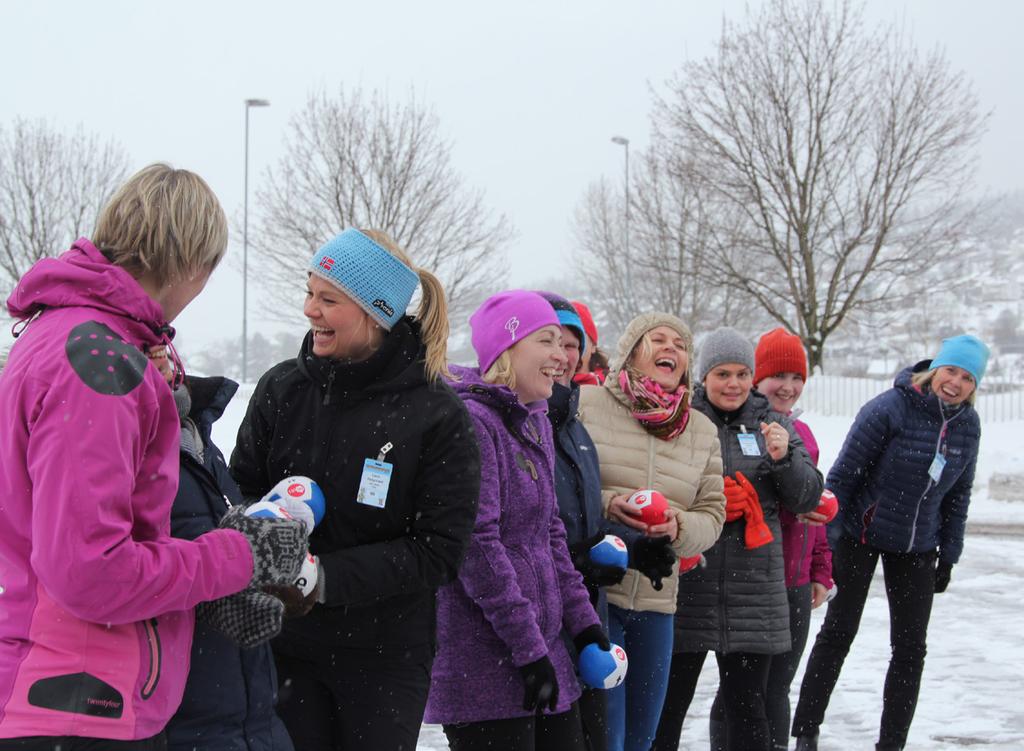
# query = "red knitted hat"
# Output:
<box><xmin>571</xmin><ymin>300</ymin><xmax>599</xmax><ymax>346</ymax></box>
<box><xmin>754</xmin><ymin>328</ymin><xmax>808</xmax><ymax>384</ymax></box>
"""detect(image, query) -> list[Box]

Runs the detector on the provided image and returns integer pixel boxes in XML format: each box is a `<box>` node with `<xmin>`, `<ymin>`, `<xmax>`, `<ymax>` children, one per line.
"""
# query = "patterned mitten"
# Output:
<box><xmin>218</xmin><ymin>505</ymin><xmax>307</xmax><ymax>587</ymax></box>
<box><xmin>197</xmin><ymin>589</ymin><xmax>285</xmax><ymax>648</ymax></box>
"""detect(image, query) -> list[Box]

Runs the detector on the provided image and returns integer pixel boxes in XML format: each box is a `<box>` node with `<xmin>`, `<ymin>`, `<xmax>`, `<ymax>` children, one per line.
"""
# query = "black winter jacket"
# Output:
<box><xmin>673</xmin><ymin>387</ymin><xmax>822</xmax><ymax>655</ymax></box>
<box><xmin>166</xmin><ymin>376</ymin><xmax>292</xmax><ymax>751</ymax></box>
<box><xmin>230</xmin><ymin>319</ymin><xmax>481</xmax><ymax>663</ymax></box>
<box><xmin>827</xmin><ymin>361</ymin><xmax>981</xmax><ymax>564</ymax></box>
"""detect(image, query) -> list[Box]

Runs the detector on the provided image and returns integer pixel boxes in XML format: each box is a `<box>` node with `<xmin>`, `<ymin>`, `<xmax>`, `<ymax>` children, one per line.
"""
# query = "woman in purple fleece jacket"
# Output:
<box><xmin>425</xmin><ymin>290</ymin><xmax>608</xmax><ymax>751</ymax></box>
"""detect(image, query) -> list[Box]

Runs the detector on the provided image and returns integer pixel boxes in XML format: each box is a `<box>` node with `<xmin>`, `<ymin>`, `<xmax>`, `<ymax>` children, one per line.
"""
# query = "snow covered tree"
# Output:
<box><xmin>248</xmin><ymin>86</ymin><xmax>513</xmax><ymax>323</ymax></box>
<box><xmin>648</xmin><ymin>0</ymin><xmax>985</xmax><ymax>370</ymax></box>
<box><xmin>0</xmin><ymin>118</ymin><xmax>130</xmax><ymax>297</ymax></box>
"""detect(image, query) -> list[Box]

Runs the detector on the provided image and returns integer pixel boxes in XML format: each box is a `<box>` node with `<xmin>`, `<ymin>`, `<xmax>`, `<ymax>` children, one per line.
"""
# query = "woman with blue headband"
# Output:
<box><xmin>792</xmin><ymin>334</ymin><xmax>988</xmax><ymax>751</ymax></box>
<box><xmin>231</xmin><ymin>228</ymin><xmax>482</xmax><ymax>751</ymax></box>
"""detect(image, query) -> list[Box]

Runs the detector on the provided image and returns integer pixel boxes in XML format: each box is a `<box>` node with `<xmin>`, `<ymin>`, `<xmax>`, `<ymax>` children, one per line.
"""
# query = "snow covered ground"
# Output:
<box><xmin>210</xmin><ymin>392</ymin><xmax>1024</xmax><ymax>750</ymax></box>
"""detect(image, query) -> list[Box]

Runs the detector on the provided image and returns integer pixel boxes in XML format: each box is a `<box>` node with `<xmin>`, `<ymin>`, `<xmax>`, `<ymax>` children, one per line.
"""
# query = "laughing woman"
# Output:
<box><xmin>792</xmin><ymin>335</ymin><xmax>988</xmax><ymax>751</ymax></box>
<box><xmin>578</xmin><ymin>313</ymin><xmax>726</xmax><ymax>751</ymax></box>
<box><xmin>231</xmin><ymin>228</ymin><xmax>481</xmax><ymax>751</ymax></box>
<box><xmin>425</xmin><ymin>290</ymin><xmax>607</xmax><ymax>751</ymax></box>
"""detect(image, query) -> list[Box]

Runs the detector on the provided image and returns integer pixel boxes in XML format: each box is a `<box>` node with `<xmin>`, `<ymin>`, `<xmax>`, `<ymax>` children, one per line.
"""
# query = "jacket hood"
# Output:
<box><xmin>546</xmin><ymin>380</ymin><xmax>580</xmax><ymax>430</ymax></box>
<box><xmin>448</xmin><ymin>363</ymin><xmax>539</xmax><ymax>427</ymax></box>
<box><xmin>295</xmin><ymin>316</ymin><xmax>428</xmax><ymax>398</ymax></box>
<box><xmin>894</xmin><ymin>359</ymin><xmax>972</xmax><ymax>418</ymax></box>
<box><xmin>6</xmin><ymin>238</ymin><xmax>170</xmax><ymax>347</ymax></box>
<box><xmin>185</xmin><ymin>375</ymin><xmax>239</xmax><ymax>430</ymax></box>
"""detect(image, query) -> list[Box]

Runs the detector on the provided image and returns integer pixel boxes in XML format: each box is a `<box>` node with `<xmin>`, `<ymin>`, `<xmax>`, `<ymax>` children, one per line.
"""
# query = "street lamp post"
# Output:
<box><xmin>611</xmin><ymin>135</ymin><xmax>630</xmax><ymax>295</ymax></box>
<box><xmin>242</xmin><ymin>98</ymin><xmax>270</xmax><ymax>383</ymax></box>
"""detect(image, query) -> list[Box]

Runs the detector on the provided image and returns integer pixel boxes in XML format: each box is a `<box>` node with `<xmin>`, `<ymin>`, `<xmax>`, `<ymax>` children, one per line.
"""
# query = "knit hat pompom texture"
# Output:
<box><xmin>754</xmin><ymin>327</ymin><xmax>808</xmax><ymax>384</ymax></box>
<box><xmin>308</xmin><ymin>228</ymin><xmax>419</xmax><ymax>330</ymax></box>
<box><xmin>535</xmin><ymin>290</ymin><xmax>585</xmax><ymax>356</ymax></box>
<box><xmin>697</xmin><ymin>327</ymin><xmax>755</xmax><ymax>382</ymax></box>
<box><xmin>931</xmin><ymin>334</ymin><xmax>990</xmax><ymax>385</ymax></box>
<box><xmin>470</xmin><ymin>290</ymin><xmax>560</xmax><ymax>373</ymax></box>
<box><xmin>615</xmin><ymin>312</ymin><xmax>693</xmax><ymax>379</ymax></box>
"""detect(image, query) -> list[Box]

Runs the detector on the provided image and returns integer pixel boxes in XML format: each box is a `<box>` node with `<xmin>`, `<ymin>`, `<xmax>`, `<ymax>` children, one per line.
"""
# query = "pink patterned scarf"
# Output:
<box><xmin>617</xmin><ymin>367</ymin><xmax>690</xmax><ymax>441</ymax></box>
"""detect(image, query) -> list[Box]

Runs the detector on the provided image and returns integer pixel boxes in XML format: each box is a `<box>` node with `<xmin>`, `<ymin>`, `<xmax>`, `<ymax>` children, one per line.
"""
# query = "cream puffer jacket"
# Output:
<box><xmin>579</xmin><ymin>374</ymin><xmax>726</xmax><ymax>614</ymax></box>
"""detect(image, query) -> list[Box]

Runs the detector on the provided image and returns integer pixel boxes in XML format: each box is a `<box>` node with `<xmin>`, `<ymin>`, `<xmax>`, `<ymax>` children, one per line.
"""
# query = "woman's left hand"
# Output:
<box><xmin>647</xmin><ymin>509</ymin><xmax>679</xmax><ymax>542</ymax></box>
<box><xmin>760</xmin><ymin>421</ymin><xmax>790</xmax><ymax>462</ymax></box>
<box><xmin>810</xmin><ymin>582</ymin><xmax>830</xmax><ymax>609</ymax></box>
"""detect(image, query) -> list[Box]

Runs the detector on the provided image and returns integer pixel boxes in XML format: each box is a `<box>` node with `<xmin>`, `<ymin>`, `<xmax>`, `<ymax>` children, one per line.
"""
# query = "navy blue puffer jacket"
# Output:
<box><xmin>166</xmin><ymin>376</ymin><xmax>292</xmax><ymax>751</ymax></box>
<box><xmin>828</xmin><ymin>361</ymin><xmax>981</xmax><ymax>565</ymax></box>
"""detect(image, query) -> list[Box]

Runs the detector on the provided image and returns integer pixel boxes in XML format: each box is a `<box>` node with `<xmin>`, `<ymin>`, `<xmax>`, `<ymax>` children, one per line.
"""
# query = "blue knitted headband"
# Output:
<box><xmin>308</xmin><ymin>229</ymin><xmax>419</xmax><ymax>330</ymax></box>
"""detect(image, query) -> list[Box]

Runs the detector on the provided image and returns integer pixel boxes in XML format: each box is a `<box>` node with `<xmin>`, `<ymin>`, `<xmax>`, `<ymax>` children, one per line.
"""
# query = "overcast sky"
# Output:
<box><xmin>2</xmin><ymin>0</ymin><xmax>1021</xmax><ymax>355</ymax></box>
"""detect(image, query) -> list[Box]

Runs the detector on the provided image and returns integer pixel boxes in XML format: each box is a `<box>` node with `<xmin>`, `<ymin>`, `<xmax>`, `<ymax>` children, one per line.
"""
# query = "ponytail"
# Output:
<box><xmin>360</xmin><ymin>229</ymin><xmax>451</xmax><ymax>381</ymax></box>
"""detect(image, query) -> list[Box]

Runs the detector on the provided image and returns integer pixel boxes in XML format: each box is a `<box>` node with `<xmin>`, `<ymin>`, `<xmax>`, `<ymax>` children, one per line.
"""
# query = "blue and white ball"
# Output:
<box><xmin>579</xmin><ymin>642</ymin><xmax>629</xmax><ymax>690</ymax></box>
<box><xmin>264</xmin><ymin>476</ymin><xmax>326</xmax><ymax>527</ymax></box>
<box><xmin>589</xmin><ymin>534</ymin><xmax>628</xmax><ymax>570</ymax></box>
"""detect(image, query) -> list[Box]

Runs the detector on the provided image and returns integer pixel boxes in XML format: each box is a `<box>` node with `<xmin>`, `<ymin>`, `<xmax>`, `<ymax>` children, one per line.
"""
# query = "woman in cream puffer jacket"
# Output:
<box><xmin>579</xmin><ymin>312</ymin><xmax>725</xmax><ymax>751</ymax></box>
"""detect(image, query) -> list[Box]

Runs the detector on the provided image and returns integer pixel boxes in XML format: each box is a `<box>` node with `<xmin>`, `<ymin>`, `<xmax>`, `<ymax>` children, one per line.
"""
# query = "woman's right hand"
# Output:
<box><xmin>607</xmin><ymin>494</ymin><xmax>648</xmax><ymax>531</ymax></box>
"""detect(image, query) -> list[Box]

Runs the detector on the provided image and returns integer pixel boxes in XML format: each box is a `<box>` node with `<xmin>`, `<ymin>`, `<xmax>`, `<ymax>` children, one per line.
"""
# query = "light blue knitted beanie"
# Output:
<box><xmin>308</xmin><ymin>228</ymin><xmax>419</xmax><ymax>330</ymax></box>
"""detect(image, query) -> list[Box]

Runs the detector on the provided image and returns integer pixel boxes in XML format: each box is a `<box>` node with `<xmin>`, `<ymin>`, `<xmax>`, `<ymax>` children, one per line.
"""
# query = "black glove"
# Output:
<box><xmin>934</xmin><ymin>560</ymin><xmax>953</xmax><ymax>594</ymax></box>
<box><xmin>631</xmin><ymin>535</ymin><xmax>675</xmax><ymax>591</ymax></box>
<box><xmin>519</xmin><ymin>655</ymin><xmax>559</xmax><ymax>713</ymax></box>
<box><xmin>218</xmin><ymin>505</ymin><xmax>308</xmax><ymax>587</ymax></box>
<box><xmin>196</xmin><ymin>589</ymin><xmax>284</xmax><ymax>648</ymax></box>
<box><xmin>573</xmin><ymin>624</ymin><xmax>611</xmax><ymax>654</ymax></box>
<box><xmin>569</xmin><ymin>533</ymin><xmax>627</xmax><ymax>588</ymax></box>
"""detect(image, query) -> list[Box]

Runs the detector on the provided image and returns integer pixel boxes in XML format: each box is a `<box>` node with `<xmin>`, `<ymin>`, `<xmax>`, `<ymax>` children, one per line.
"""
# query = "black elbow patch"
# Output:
<box><xmin>65</xmin><ymin>321</ymin><xmax>149</xmax><ymax>396</ymax></box>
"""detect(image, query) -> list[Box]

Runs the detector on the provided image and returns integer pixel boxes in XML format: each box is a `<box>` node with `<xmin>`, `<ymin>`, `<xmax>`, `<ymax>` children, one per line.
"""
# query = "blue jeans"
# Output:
<box><xmin>606</xmin><ymin>604</ymin><xmax>674</xmax><ymax>751</ymax></box>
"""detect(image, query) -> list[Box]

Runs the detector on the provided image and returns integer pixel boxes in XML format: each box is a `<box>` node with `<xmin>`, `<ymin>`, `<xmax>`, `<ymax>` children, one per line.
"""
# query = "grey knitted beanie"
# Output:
<box><xmin>696</xmin><ymin>327</ymin><xmax>755</xmax><ymax>382</ymax></box>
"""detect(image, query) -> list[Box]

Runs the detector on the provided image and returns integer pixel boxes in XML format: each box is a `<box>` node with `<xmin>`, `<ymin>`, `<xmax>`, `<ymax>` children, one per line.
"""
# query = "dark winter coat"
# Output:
<box><xmin>674</xmin><ymin>388</ymin><xmax>823</xmax><ymax>655</ymax></box>
<box><xmin>827</xmin><ymin>361</ymin><xmax>981</xmax><ymax>565</ymax></box>
<box><xmin>424</xmin><ymin>367</ymin><xmax>600</xmax><ymax>724</ymax></box>
<box><xmin>167</xmin><ymin>376</ymin><xmax>292</xmax><ymax>751</ymax></box>
<box><xmin>230</xmin><ymin>319</ymin><xmax>481</xmax><ymax>664</ymax></box>
<box><xmin>548</xmin><ymin>381</ymin><xmax>640</xmax><ymax>628</ymax></box>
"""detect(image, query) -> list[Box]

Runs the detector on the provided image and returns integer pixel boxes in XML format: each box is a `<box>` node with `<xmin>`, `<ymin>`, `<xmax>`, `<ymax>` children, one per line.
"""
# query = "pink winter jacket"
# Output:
<box><xmin>0</xmin><ymin>239</ymin><xmax>253</xmax><ymax>741</ymax></box>
<box><xmin>780</xmin><ymin>420</ymin><xmax>833</xmax><ymax>590</ymax></box>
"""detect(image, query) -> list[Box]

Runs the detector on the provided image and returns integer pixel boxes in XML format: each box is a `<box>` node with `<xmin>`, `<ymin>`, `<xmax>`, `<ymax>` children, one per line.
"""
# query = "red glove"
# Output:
<box><xmin>735</xmin><ymin>472</ymin><xmax>773</xmax><ymax>549</ymax></box>
<box><xmin>816</xmin><ymin>489</ymin><xmax>839</xmax><ymax>523</ymax></box>
<box><xmin>678</xmin><ymin>554</ymin><xmax>703</xmax><ymax>574</ymax></box>
<box><xmin>722</xmin><ymin>476</ymin><xmax>749</xmax><ymax>522</ymax></box>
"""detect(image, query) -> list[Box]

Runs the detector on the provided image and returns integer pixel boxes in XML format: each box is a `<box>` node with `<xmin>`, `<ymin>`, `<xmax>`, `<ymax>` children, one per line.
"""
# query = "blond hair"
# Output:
<box><xmin>93</xmin><ymin>163</ymin><xmax>228</xmax><ymax>287</ymax></box>
<box><xmin>360</xmin><ymin>229</ymin><xmax>451</xmax><ymax>381</ymax></box>
<box><xmin>482</xmin><ymin>350</ymin><xmax>516</xmax><ymax>390</ymax></box>
<box><xmin>911</xmin><ymin>368</ymin><xmax>977</xmax><ymax>406</ymax></box>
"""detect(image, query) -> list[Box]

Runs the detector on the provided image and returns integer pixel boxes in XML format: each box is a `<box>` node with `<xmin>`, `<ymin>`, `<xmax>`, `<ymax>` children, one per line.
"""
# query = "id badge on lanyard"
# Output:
<box><xmin>357</xmin><ymin>442</ymin><xmax>394</xmax><ymax>508</ymax></box>
<box><xmin>737</xmin><ymin>426</ymin><xmax>761</xmax><ymax>457</ymax></box>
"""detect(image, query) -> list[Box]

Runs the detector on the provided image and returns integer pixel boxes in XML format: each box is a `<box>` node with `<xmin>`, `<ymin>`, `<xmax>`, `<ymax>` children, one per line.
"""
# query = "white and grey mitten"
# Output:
<box><xmin>218</xmin><ymin>505</ymin><xmax>307</xmax><ymax>587</ymax></box>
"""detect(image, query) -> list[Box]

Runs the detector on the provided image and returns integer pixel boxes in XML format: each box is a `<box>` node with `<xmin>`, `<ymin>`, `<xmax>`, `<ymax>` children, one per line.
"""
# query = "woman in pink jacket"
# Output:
<box><xmin>0</xmin><ymin>165</ymin><xmax>307</xmax><ymax>750</ymax></box>
<box><xmin>750</xmin><ymin>329</ymin><xmax>833</xmax><ymax>751</ymax></box>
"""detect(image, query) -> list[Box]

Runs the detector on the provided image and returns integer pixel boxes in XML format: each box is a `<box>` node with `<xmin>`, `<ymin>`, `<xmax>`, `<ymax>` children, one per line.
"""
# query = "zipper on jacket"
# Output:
<box><xmin>140</xmin><ymin>618</ymin><xmax>162</xmax><ymax>700</ymax></box>
<box><xmin>322</xmin><ymin>367</ymin><xmax>336</xmax><ymax>406</ymax></box>
<box><xmin>628</xmin><ymin>434</ymin><xmax>659</xmax><ymax>611</ymax></box>
<box><xmin>905</xmin><ymin>403</ymin><xmax>964</xmax><ymax>552</ymax></box>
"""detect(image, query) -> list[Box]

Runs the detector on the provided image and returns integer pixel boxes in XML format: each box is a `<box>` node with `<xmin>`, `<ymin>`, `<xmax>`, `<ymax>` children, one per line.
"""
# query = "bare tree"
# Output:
<box><xmin>652</xmin><ymin>0</ymin><xmax>986</xmax><ymax>370</ymax></box>
<box><xmin>0</xmin><ymin>118</ymin><xmax>130</xmax><ymax>297</ymax></box>
<box><xmin>248</xmin><ymin>87</ymin><xmax>513</xmax><ymax>323</ymax></box>
<box><xmin>573</xmin><ymin>144</ymin><xmax>766</xmax><ymax>339</ymax></box>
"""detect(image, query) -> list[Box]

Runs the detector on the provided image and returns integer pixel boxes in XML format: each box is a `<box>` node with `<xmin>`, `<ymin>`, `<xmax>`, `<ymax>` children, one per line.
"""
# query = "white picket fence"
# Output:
<box><xmin>799</xmin><ymin>375</ymin><xmax>1024</xmax><ymax>422</ymax></box>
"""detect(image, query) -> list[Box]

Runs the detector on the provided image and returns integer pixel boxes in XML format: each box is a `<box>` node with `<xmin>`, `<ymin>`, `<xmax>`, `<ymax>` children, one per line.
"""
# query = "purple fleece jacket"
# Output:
<box><xmin>424</xmin><ymin>366</ymin><xmax>600</xmax><ymax>724</ymax></box>
<box><xmin>780</xmin><ymin>419</ymin><xmax>833</xmax><ymax>589</ymax></box>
